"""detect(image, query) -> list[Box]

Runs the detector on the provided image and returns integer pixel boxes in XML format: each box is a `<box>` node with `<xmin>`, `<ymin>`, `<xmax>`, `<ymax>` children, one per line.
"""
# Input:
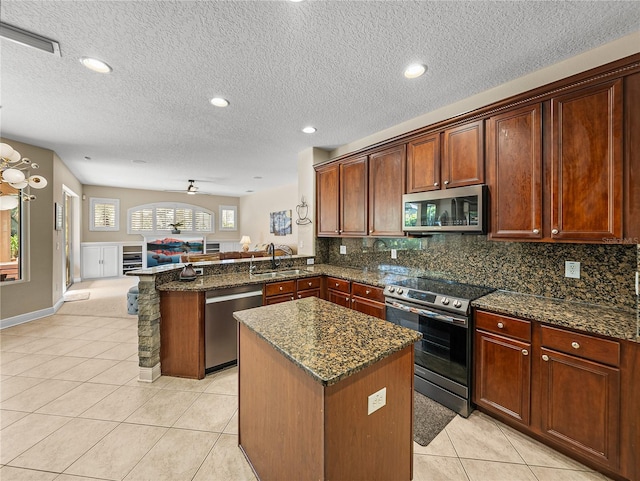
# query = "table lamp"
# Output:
<box><xmin>240</xmin><ymin>235</ymin><xmax>252</xmax><ymax>252</ymax></box>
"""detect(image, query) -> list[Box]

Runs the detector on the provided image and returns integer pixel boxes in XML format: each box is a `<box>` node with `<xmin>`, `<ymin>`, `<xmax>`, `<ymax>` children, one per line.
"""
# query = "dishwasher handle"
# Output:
<box><xmin>206</xmin><ymin>290</ymin><xmax>263</xmax><ymax>304</ymax></box>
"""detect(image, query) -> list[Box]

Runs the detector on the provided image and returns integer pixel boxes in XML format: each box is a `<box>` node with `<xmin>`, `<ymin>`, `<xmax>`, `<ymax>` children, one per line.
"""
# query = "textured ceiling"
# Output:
<box><xmin>1</xmin><ymin>1</ymin><xmax>638</xmax><ymax>196</ymax></box>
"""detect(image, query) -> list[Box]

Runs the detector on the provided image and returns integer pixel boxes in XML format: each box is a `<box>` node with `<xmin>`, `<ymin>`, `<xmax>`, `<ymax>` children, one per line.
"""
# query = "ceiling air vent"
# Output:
<box><xmin>0</xmin><ymin>22</ymin><xmax>60</xmax><ymax>56</ymax></box>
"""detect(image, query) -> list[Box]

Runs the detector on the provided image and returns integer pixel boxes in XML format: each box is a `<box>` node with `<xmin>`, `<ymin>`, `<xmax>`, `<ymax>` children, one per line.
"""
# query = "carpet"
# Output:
<box><xmin>63</xmin><ymin>291</ymin><xmax>90</xmax><ymax>302</ymax></box>
<box><xmin>413</xmin><ymin>391</ymin><xmax>457</xmax><ymax>446</ymax></box>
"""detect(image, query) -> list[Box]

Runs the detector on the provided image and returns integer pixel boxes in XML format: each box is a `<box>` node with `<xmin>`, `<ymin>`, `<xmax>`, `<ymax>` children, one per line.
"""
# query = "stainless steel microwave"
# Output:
<box><xmin>402</xmin><ymin>185</ymin><xmax>487</xmax><ymax>234</ymax></box>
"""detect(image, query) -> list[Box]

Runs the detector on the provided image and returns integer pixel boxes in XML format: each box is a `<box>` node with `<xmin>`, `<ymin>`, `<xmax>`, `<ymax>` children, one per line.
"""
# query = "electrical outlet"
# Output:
<box><xmin>391</xmin><ymin>249</ymin><xmax>397</xmax><ymax>259</ymax></box>
<box><xmin>565</xmin><ymin>261</ymin><xmax>580</xmax><ymax>279</ymax></box>
<box><xmin>368</xmin><ymin>387</ymin><xmax>386</xmax><ymax>415</ymax></box>
<box><xmin>194</xmin><ymin>267</ymin><xmax>204</xmax><ymax>276</ymax></box>
<box><xmin>340</xmin><ymin>245</ymin><xmax>347</xmax><ymax>255</ymax></box>
<box><xmin>306</xmin><ymin>258</ymin><xmax>314</xmax><ymax>265</ymax></box>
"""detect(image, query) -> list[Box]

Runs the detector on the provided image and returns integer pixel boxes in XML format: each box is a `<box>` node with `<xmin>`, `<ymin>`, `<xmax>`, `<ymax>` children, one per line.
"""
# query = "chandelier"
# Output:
<box><xmin>0</xmin><ymin>142</ymin><xmax>48</xmax><ymax>210</ymax></box>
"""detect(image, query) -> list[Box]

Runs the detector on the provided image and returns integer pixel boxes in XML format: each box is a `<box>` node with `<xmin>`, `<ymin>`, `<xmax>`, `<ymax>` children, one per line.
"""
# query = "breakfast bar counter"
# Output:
<box><xmin>233</xmin><ymin>297</ymin><xmax>422</xmax><ymax>481</ymax></box>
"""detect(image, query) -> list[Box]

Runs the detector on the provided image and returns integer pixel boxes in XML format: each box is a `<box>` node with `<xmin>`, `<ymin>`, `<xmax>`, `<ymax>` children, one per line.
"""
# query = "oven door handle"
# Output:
<box><xmin>387</xmin><ymin>301</ymin><xmax>467</xmax><ymax>326</ymax></box>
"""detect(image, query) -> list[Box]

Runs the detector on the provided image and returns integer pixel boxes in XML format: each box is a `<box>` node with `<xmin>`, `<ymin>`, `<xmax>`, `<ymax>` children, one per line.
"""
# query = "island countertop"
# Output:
<box><xmin>233</xmin><ymin>296</ymin><xmax>422</xmax><ymax>386</ymax></box>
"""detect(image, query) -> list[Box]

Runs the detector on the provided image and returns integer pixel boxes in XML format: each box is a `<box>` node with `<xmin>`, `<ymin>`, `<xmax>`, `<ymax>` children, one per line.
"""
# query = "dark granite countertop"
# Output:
<box><xmin>157</xmin><ymin>264</ymin><xmax>412</xmax><ymax>292</ymax></box>
<box><xmin>472</xmin><ymin>291</ymin><xmax>639</xmax><ymax>343</ymax></box>
<box><xmin>233</xmin><ymin>297</ymin><xmax>422</xmax><ymax>386</ymax></box>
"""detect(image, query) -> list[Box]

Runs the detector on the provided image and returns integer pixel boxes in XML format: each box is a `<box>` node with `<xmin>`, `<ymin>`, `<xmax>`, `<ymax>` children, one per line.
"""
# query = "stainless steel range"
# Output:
<box><xmin>384</xmin><ymin>277</ymin><xmax>495</xmax><ymax>417</ymax></box>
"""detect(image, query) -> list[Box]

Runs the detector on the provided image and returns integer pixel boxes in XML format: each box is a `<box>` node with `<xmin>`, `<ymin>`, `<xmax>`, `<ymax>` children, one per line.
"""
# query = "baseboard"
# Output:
<box><xmin>1</xmin><ymin>298</ymin><xmax>64</xmax><ymax>330</ymax></box>
<box><xmin>138</xmin><ymin>363</ymin><xmax>161</xmax><ymax>382</ymax></box>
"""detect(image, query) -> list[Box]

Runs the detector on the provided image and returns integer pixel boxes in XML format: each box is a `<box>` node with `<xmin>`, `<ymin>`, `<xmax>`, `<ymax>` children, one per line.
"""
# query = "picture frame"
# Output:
<box><xmin>54</xmin><ymin>202</ymin><xmax>63</xmax><ymax>231</ymax></box>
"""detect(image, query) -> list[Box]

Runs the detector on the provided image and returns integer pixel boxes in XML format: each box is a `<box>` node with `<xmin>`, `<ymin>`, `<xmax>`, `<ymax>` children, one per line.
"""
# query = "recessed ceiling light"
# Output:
<box><xmin>83</xmin><ymin>156</ymin><xmax>91</xmax><ymax>161</ymax></box>
<box><xmin>80</xmin><ymin>57</ymin><xmax>112</xmax><ymax>73</ymax></box>
<box><xmin>302</xmin><ymin>126</ymin><xmax>317</xmax><ymax>134</ymax></box>
<box><xmin>289</xmin><ymin>0</ymin><xmax>304</xmax><ymax>2</ymax></box>
<box><xmin>404</xmin><ymin>63</ymin><xmax>426</xmax><ymax>79</ymax></box>
<box><xmin>132</xmin><ymin>159</ymin><xmax>146</xmax><ymax>164</ymax></box>
<box><xmin>210</xmin><ymin>97</ymin><xmax>229</xmax><ymax>107</ymax></box>
<box><xmin>246</xmin><ymin>190</ymin><xmax>254</xmax><ymax>193</ymax></box>
<box><xmin>253</xmin><ymin>176</ymin><xmax>262</xmax><ymax>179</ymax></box>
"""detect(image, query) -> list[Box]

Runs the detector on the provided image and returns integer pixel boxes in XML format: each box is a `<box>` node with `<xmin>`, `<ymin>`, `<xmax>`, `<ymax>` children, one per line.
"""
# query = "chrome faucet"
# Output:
<box><xmin>249</xmin><ymin>255</ymin><xmax>256</xmax><ymax>275</ymax></box>
<box><xmin>268</xmin><ymin>243</ymin><xmax>280</xmax><ymax>269</ymax></box>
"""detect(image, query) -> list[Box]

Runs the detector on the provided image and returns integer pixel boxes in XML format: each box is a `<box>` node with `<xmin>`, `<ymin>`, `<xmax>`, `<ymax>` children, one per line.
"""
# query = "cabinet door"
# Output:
<box><xmin>102</xmin><ymin>245</ymin><xmax>120</xmax><ymax>277</ymax></box>
<box><xmin>296</xmin><ymin>289</ymin><xmax>321</xmax><ymax>300</ymax></box>
<box><xmin>551</xmin><ymin>80</ymin><xmax>623</xmax><ymax>241</ymax></box>
<box><xmin>369</xmin><ymin>145</ymin><xmax>406</xmax><ymax>236</ymax></box>
<box><xmin>487</xmin><ymin>104</ymin><xmax>542</xmax><ymax>239</ymax></box>
<box><xmin>264</xmin><ymin>294</ymin><xmax>295</xmax><ymax>305</ymax></box>
<box><xmin>316</xmin><ymin>164</ymin><xmax>340</xmax><ymax>236</ymax></box>
<box><xmin>81</xmin><ymin>245</ymin><xmax>103</xmax><ymax>279</ymax></box>
<box><xmin>328</xmin><ymin>289</ymin><xmax>351</xmax><ymax>308</ymax></box>
<box><xmin>340</xmin><ymin>156</ymin><xmax>368</xmax><ymax>236</ymax></box>
<box><xmin>442</xmin><ymin>120</ymin><xmax>484</xmax><ymax>188</ymax></box>
<box><xmin>407</xmin><ymin>133</ymin><xmax>441</xmax><ymax>193</ymax></box>
<box><xmin>474</xmin><ymin>330</ymin><xmax>531</xmax><ymax>426</ymax></box>
<box><xmin>539</xmin><ymin>348</ymin><xmax>620</xmax><ymax>469</ymax></box>
<box><xmin>351</xmin><ymin>297</ymin><xmax>385</xmax><ymax>319</ymax></box>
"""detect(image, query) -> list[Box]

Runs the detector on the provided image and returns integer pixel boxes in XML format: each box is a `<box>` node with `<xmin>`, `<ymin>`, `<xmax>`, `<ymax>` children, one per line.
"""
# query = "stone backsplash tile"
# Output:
<box><xmin>317</xmin><ymin>236</ymin><xmax>638</xmax><ymax>310</ymax></box>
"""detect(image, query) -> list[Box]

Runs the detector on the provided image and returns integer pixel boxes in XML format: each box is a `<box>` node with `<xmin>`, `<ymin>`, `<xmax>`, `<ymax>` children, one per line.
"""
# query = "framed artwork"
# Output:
<box><xmin>54</xmin><ymin>202</ymin><xmax>63</xmax><ymax>231</ymax></box>
<box><xmin>270</xmin><ymin>210</ymin><xmax>292</xmax><ymax>236</ymax></box>
<box><xmin>145</xmin><ymin>236</ymin><xmax>204</xmax><ymax>267</ymax></box>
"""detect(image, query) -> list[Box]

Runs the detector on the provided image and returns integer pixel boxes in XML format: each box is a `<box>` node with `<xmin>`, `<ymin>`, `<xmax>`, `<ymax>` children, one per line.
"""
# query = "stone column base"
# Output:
<box><xmin>138</xmin><ymin>363</ymin><xmax>161</xmax><ymax>382</ymax></box>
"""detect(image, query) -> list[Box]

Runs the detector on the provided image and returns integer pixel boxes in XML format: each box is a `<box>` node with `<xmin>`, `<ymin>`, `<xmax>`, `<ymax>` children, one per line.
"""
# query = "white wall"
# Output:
<box><xmin>239</xmin><ymin>183</ymin><xmax>299</xmax><ymax>252</ymax></box>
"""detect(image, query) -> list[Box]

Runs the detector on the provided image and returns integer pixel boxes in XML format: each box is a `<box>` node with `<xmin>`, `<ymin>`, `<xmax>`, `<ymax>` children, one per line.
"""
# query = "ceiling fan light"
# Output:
<box><xmin>28</xmin><ymin>175</ymin><xmax>48</xmax><ymax>189</ymax></box>
<box><xmin>302</xmin><ymin>126</ymin><xmax>316</xmax><ymax>134</ymax></box>
<box><xmin>2</xmin><ymin>168</ymin><xmax>26</xmax><ymax>183</ymax></box>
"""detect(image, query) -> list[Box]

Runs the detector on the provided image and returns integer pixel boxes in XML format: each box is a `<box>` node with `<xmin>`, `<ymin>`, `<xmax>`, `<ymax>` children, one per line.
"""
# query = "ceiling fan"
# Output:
<box><xmin>166</xmin><ymin>179</ymin><xmax>210</xmax><ymax>195</ymax></box>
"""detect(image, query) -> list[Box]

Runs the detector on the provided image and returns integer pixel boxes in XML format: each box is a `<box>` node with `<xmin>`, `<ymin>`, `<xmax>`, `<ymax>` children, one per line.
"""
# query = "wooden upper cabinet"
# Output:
<box><xmin>340</xmin><ymin>155</ymin><xmax>368</xmax><ymax>236</ymax></box>
<box><xmin>316</xmin><ymin>163</ymin><xmax>340</xmax><ymax>236</ymax></box>
<box><xmin>487</xmin><ymin>104</ymin><xmax>543</xmax><ymax>239</ymax></box>
<box><xmin>407</xmin><ymin>133</ymin><xmax>440</xmax><ymax>192</ymax></box>
<box><xmin>368</xmin><ymin>145</ymin><xmax>406</xmax><ymax>236</ymax></box>
<box><xmin>442</xmin><ymin>120</ymin><xmax>485</xmax><ymax>188</ymax></box>
<box><xmin>551</xmin><ymin>79</ymin><xmax>623</xmax><ymax>241</ymax></box>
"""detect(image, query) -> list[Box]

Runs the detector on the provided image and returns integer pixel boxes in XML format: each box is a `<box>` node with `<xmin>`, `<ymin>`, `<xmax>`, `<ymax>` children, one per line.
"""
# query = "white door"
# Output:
<box><xmin>102</xmin><ymin>245</ymin><xmax>120</xmax><ymax>277</ymax></box>
<box><xmin>82</xmin><ymin>245</ymin><xmax>103</xmax><ymax>279</ymax></box>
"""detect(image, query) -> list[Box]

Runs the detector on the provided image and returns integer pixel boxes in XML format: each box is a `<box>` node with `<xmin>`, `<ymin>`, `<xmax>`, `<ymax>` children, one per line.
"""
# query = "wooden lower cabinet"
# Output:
<box><xmin>474</xmin><ymin>309</ymin><xmax>628</xmax><ymax>479</ymax></box>
<box><xmin>264</xmin><ymin>277</ymin><xmax>322</xmax><ymax>305</ymax></box>
<box><xmin>539</xmin><ymin>347</ymin><xmax>620</xmax><ymax>469</ymax></box>
<box><xmin>474</xmin><ymin>330</ymin><xmax>531</xmax><ymax>426</ymax></box>
<box><xmin>159</xmin><ymin>291</ymin><xmax>205</xmax><ymax>379</ymax></box>
<box><xmin>325</xmin><ymin>278</ymin><xmax>386</xmax><ymax>319</ymax></box>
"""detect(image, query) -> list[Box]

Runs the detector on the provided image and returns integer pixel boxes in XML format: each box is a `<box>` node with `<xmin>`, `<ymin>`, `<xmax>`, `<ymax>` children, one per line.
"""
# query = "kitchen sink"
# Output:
<box><xmin>250</xmin><ymin>269</ymin><xmax>311</xmax><ymax>279</ymax></box>
<box><xmin>250</xmin><ymin>271</ymin><xmax>280</xmax><ymax>279</ymax></box>
<box><xmin>275</xmin><ymin>269</ymin><xmax>311</xmax><ymax>277</ymax></box>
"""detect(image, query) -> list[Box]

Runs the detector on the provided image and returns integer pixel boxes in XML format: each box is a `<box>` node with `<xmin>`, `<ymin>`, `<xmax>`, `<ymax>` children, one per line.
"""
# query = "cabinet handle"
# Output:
<box><xmin>365</xmin><ymin>290</ymin><xmax>370</xmax><ymax>295</ymax></box>
<box><xmin>335</xmin><ymin>230</ymin><xmax>339</xmax><ymax>233</ymax></box>
<box><xmin>351</xmin><ymin>298</ymin><xmax>355</xmax><ymax>303</ymax></box>
<box><xmin>551</xmin><ymin>228</ymin><xmax>559</xmax><ymax>235</ymax></box>
<box><xmin>298</xmin><ymin>295</ymin><xmax>301</xmax><ymax>298</ymax></box>
<box><xmin>369</xmin><ymin>229</ymin><xmax>373</xmax><ymax>233</ymax></box>
<box><xmin>279</xmin><ymin>286</ymin><xmax>283</xmax><ymax>291</ymax></box>
<box><xmin>533</xmin><ymin>229</ymin><xmax>539</xmax><ymax>234</ymax></box>
<box><xmin>571</xmin><ymin>341</ymin><xmax>580</xmax><ymax>349</ymax></box>
<box><xmin>497</xmin><ymin>322</ymin><xmax>504</xmax><ymax>329</ymax></box>
<box><xmin>339</xmin><ymin>230</ymin><xmax>343</xmax><ymax>233</ymax></box>
<box><xmin>542</xmin><ymin>354</ymin><xmax>549</xmax><ymax>361</ymax></box>
<box><xmin>308</xmin><ymin>282</ymin><xmax>312</xmax><ymax>287</ymax></box>
<box><xmin>346</xmin><ymin>297</ymin><xmax>350</xmax><ymax>302</ymax></box>
<box><xmin>522</xmin><ymin>349</ymin><xmax>529</xmax><ymax>356</ymax></box>
<box><xmin>291</xmin><ymin>296</ymin><xmax>295</xmax><ymax>301</ymax></box>
<box><xmin>444</xmin><ymin>180</ymin><xmax>449</xmax><ymax>185</ymax></box>
<box><xmin>336</xmin><ymin>283</ymin><xmax>339</xmax><ymax>287</ymax></box>
<box><xmin>434</xmin><ymin>182</ymin><xmax>439</xmax><ymax>187</ymax></box>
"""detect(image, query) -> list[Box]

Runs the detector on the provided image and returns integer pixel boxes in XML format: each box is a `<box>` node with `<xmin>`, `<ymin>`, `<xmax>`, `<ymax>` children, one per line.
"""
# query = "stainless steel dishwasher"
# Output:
<box><xmin>205</xmin><ymin>284</ymin><xmax>263</xmax><ymax>373</ymax></box>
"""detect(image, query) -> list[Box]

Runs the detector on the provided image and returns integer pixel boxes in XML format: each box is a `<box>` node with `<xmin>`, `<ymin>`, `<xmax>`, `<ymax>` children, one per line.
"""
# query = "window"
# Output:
<box><xmin>90</xmin><ymin>197</ymin><xmax>119</xmax><ymax>231</ymax></box>
<box><xmin>128</xmin><ymin>202</ymin><xmax>214</xmax><ymax>235</ymax></box>
<box><xmin>0</xmin><ymin>185</ymin><xmax>22</xmax><ymax>282</ymax></box>
<box><xmin>220</xmin><ymin>205</ymin><xmax>237</xmax><ymax>231</ymax></box>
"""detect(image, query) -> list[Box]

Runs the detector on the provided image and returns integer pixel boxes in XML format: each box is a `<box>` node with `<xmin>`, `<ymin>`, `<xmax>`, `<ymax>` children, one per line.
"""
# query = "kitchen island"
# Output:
<box><xmin>234</xmin><ymin>297</ymin><xmax>422</xmax><ymax>481</ymax></box>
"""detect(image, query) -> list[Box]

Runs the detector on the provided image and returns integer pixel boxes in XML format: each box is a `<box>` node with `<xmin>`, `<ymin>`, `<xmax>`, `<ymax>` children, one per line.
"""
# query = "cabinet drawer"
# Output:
<box><xmin>265</xmin><ymin>280</ymin><xmax>296</xmax><ymax>297</ymax></box>
<box><xmin>326</xmin><ymin>277</ymin><xmax>350</xmax><ymax>293</ymax></box>
<box><xmin>297</xmin><ymin>277</ymin><xmax>321</xmax><ymax>291</ymax></box>
<box><xmin>351</xmin><ymin>282</ymin><xmax>385</xmax><ymax>303</ymax></box>
<box><xmin>475</xmin><ymin>311</ymin><xmax>531</xmax><ymax>342</ymax></box>
<box><xmin>540</xmin><ymin>325</ymin><xmax>620</xmax><ymax>367</ymax></box>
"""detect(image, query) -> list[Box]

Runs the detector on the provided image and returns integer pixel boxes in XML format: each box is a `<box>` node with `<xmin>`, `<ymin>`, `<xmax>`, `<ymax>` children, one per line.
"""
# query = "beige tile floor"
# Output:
<box><xmin>0</xmin><ymin>278</ymin><xmax>612</xmax><ymax>481</ymax></box>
